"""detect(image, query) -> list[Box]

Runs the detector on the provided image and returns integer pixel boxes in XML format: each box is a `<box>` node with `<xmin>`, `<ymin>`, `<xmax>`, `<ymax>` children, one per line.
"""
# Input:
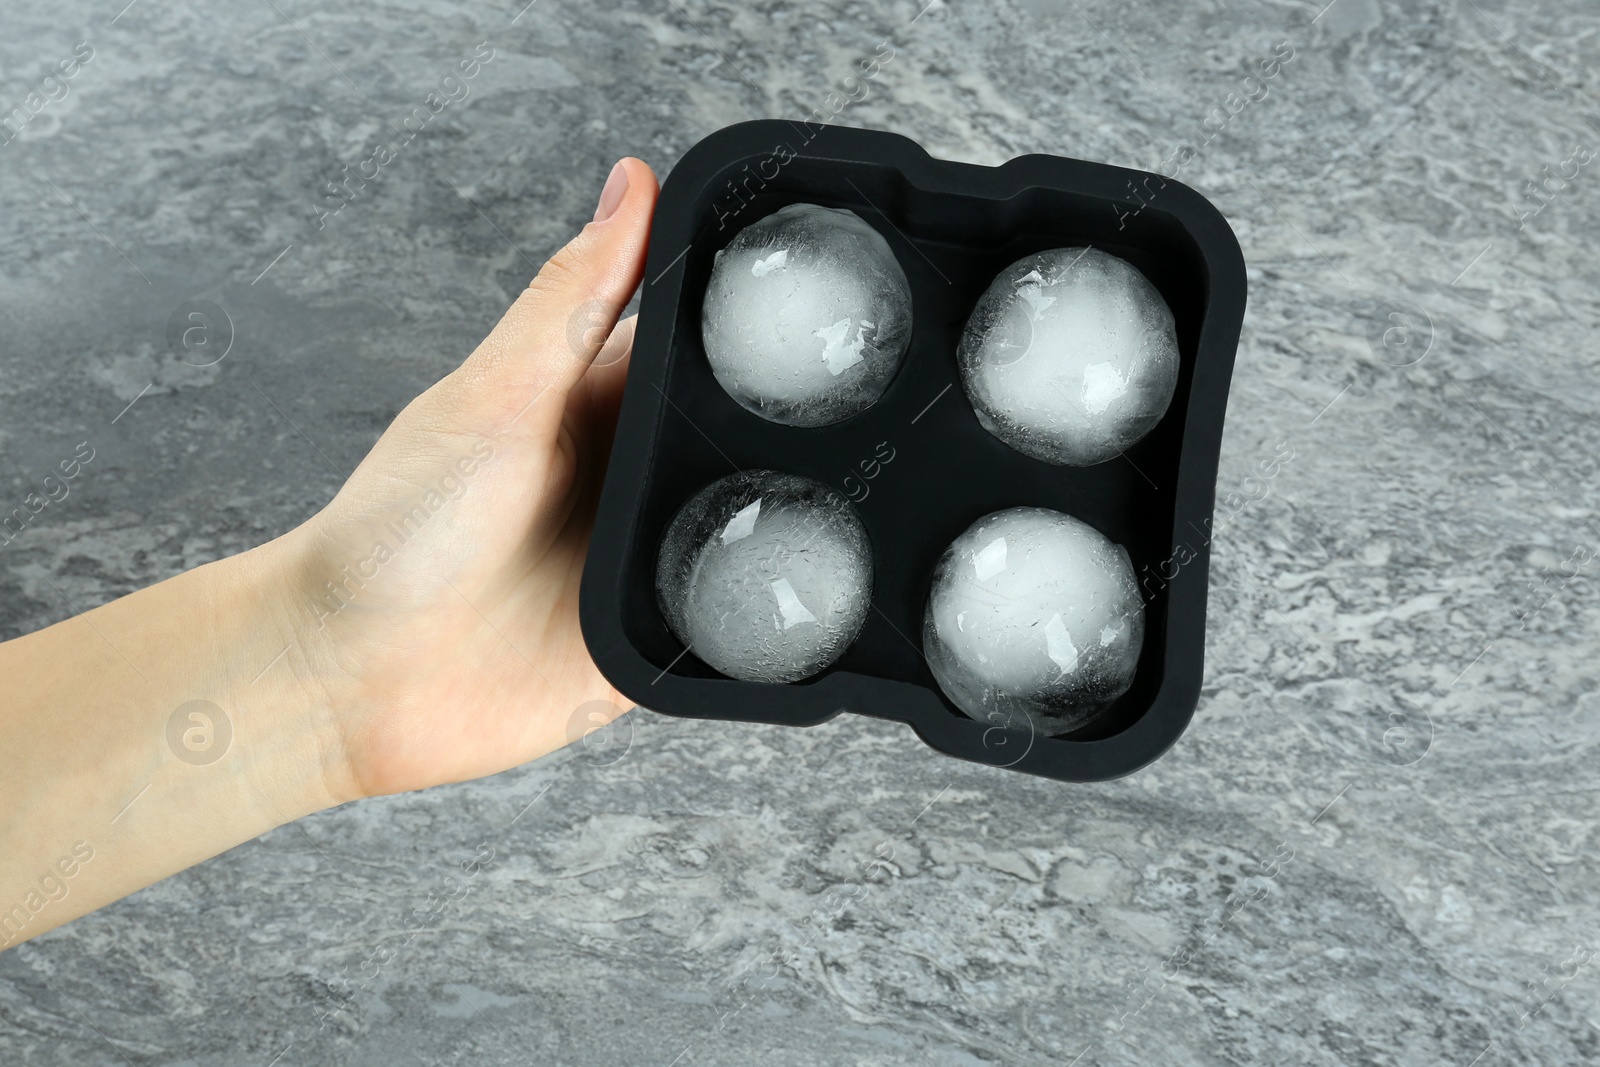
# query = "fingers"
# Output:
<box><xmin>572</xmin><ymin>315</ymin><xmax>636</xmax><ymax>475</ymax></box>
<box><xmin>454</xmin><ymin>158</ymin><xmax>658</xmax><ymax>426</ymax></box>
<box><xmin>583</xmin><ymin>313</ymin><xmax>636</xmax><ymax>411</ymax></box>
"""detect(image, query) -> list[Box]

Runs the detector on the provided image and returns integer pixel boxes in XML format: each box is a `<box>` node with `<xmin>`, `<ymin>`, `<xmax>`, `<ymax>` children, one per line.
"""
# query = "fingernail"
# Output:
<box><xmin>594</xmin><ymin>160</ymin><xmax>628</xmax><ymax>222</ymax></box>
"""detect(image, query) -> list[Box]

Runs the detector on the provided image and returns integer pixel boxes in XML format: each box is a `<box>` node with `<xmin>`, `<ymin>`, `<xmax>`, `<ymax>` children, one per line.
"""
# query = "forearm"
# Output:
<box><xmin>0</xmin><ymin>536</ymin><xmax>356</xmax><ymax>950</ymax></box>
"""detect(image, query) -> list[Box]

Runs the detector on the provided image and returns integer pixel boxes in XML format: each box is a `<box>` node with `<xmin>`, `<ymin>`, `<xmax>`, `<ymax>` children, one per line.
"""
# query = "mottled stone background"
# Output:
<box><xmin>2</xmin><ymin>0</ymin><xmax>1598</xmax><ymax>1063</ymax></box>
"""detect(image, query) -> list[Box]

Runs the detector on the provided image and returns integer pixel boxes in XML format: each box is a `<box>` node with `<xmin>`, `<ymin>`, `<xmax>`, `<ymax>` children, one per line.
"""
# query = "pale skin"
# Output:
<box><xmin>0</xmin><ymin>157</ymin><xmax>660</xmax><ymax>950</ymax></box>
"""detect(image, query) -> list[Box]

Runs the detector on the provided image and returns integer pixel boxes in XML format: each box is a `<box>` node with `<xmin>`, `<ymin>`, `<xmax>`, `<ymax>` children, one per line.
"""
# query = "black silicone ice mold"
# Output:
<box><xmin>579</xmin><ymin>120</ymin><xmax>1246</xmax><ymax>782</ymax></box>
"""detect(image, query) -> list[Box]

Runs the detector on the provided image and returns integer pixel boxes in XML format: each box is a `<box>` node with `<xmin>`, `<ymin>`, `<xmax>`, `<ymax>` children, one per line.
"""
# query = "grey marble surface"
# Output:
<box><xmin>2</xmin><ymin>0</ymin><xmax>1598</xmax><ymax>1063</ymax></box>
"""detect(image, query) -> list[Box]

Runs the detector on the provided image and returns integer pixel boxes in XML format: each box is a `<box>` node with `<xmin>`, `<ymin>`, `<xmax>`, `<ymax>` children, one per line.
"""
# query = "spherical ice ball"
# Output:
<box><xmin>958</xmin><ymin>247</ymin><xmax>1179</xmax><ymax>466</ymax></box>
<box><xmin>923</xmin><ymin>507</ymin><xmax>1144</xmax><ymax>735</ymax></box>
<box><xmin>701</xmin><ymin>203</ymin><xmax>913</xmax><ymax>428</ymax></box>
<box><xmin>655</xmin><ymin>470</ymin><xmax>873</xmax><ymax>683</ymax></box>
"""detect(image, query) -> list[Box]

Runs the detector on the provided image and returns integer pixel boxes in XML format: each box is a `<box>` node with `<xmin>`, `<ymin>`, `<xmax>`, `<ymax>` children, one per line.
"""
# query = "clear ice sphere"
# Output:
<box><xmin>958</xmin><ymin>247</ymin><xmax>1179</xmax><ymax>466</ymax></box>
<box><xmin>656</xmin><ymin>469</ymin><xmax>873</xmax><ymax>683</ymax></box>
<box><xmin>923</xmin><ymin>506</ymin><xmax>1144</xmax><ymax>735</ymax></box>
<box><xmin>701</xmin><ymin>203</ymin><xmax>913</xmax><ymax>428</ymax></box>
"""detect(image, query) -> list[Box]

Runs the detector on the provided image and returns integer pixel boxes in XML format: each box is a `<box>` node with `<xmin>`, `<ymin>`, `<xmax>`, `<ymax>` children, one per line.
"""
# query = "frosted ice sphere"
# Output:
<box><xmin>923</xmin><ymin>507</ymin><xmax>1144</xmax><ymax>735</ymax></box>
<box><xmin>701</xmin><ymin>203</ymin><xmax>913</xmax><ymax>427</ymax></box>
<box><xmin>958</xmin><ymin>247</ymin><xmax>1178</xmax><ymax>465</ymax></box>
<box><xmin>656</xmin><ymin>470</ymin><xmax>873</xmax><ymax>683</ymax></box>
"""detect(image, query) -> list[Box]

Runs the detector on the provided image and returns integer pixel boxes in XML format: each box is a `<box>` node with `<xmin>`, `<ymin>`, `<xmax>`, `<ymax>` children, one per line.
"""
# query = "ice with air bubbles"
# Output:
<box><xmin>923</xmin><ymin>506</ymin><xmax>1144</xmax><ymax>735</ymax></box>
<box><xmin>958</xmin><ymin>247</ymin><xmax>1179</xmax><ymax>466</ymax></box>
<box><xmin>656</xmin><ymin>470</ymin><xmax>873</xmax><ymax>683</ymax></box>
<box><xmin>701</xmin><ymin>203</ymin><xmax>913</xmax><ymax>427</ymax></box>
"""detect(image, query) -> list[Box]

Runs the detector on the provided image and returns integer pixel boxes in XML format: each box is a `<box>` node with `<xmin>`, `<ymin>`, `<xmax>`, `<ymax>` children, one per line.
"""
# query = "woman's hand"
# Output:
<box><xmin>0</xmin><ymin>159</ymin><xmax>659</xmax><ymax>949</ymax></box>
<box><xmin>271</xmin><ymin>157</ymin><xmax>660</xmax><ymax>799</ymax></box>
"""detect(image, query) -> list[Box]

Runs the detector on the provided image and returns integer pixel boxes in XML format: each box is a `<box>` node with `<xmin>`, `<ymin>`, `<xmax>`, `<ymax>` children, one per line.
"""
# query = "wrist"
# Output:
<box><xmin>213</xmin><ymin>533</ymin><xmax>367</xmax><ymax>809</ymax></box>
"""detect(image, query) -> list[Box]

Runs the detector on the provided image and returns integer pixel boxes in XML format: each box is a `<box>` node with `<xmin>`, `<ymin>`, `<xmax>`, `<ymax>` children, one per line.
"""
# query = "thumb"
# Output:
<box><xmin>452</xmin><ymin>157</ymin><xmax>659</xmax><ymax>425</ymax></box>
